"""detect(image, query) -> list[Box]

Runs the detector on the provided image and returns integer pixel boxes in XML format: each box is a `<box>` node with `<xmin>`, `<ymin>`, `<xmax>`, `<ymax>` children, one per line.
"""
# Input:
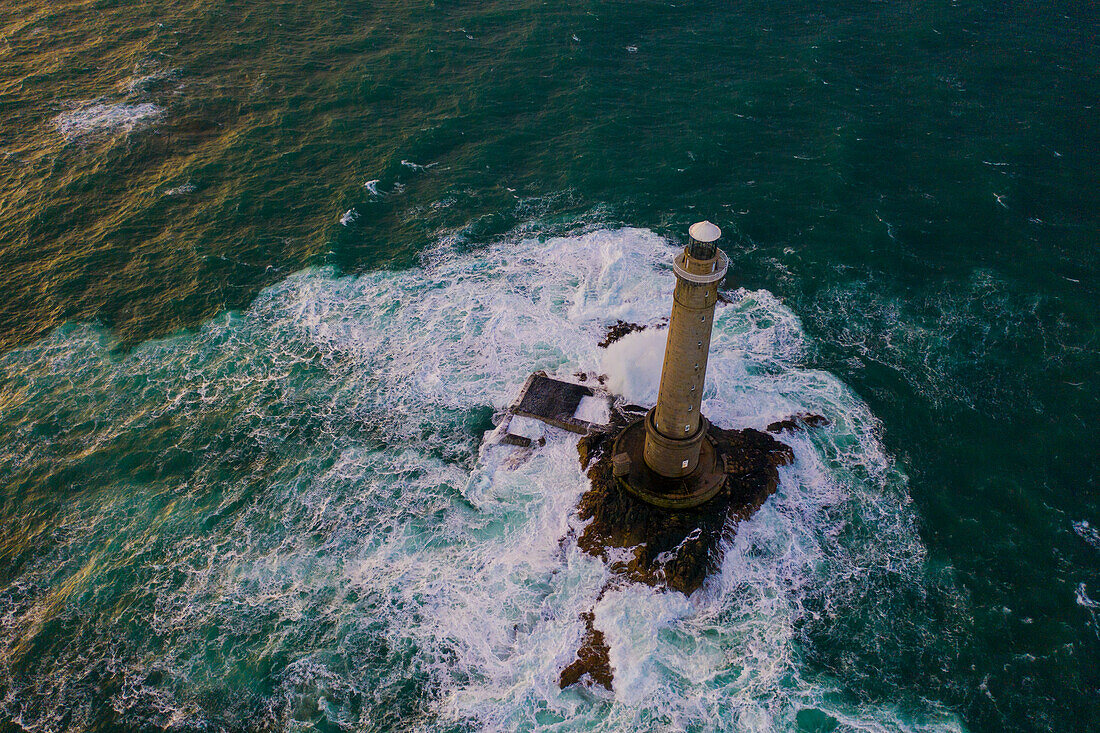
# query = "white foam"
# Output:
<box><xmin>339</xmin><ymin>208</ymin><xmax>358</xmax><ymax>225</ymax></box>
<box><xmin>600</xmin><ymin>328</ymin><xmax>667</xmax><ymax>405</ymax></box>
<box><xmin>52</xmin><ymin>101</ymin><xmax>165</xmax><ymax>141</ymax></box>
<box><xmin>164</xmin><ymin>183</ymin><xmax>196</xmax><ymax>196</ymax></box>
<box><xmin>574</xmin><ymin>395</ymin><xmax>610</xmax><ymax>425</ymax></box>
<box><xmin>1073</xmin><ymin>519</ymin><xmax>1100</xmax><ymax>551</ymax></box>
<box><xmin>507</xmin><ymin>415</ymin><xmax>546</xmax><ymax>440</ymax></box>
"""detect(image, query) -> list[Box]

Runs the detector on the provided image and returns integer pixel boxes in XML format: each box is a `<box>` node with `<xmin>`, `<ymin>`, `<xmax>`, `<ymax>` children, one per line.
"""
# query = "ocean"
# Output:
<box><xmin>0</xmin><ymin>1</ymin><xmax>1096</xmax><ymax>731</ymax></box>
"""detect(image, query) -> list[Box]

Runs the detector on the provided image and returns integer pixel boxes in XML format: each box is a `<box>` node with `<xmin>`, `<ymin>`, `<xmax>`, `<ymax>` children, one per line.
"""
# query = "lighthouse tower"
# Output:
<box><xmin>610</xmin><ymin>222</ymin><xmax>730</xmax><ymax>509</ymax></box>
<box><xmin>643</xmin><ymin>221</ymin><xmax>728</xmax><ymax>477</ymax></box>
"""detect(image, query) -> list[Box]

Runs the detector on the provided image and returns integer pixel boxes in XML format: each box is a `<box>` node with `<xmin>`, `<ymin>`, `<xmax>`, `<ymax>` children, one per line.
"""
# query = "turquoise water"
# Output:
<box><xmin>0</xmin><ymin>1</ymin><xmax>1096</xmax><ymax>731</ymax></box>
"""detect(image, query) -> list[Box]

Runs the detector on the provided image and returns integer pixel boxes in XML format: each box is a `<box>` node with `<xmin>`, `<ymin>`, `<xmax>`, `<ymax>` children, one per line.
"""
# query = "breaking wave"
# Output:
<box><xmin>0</xmin><ymin>228</ymin><xmax>963</xmax><ymax>731</ymax></box>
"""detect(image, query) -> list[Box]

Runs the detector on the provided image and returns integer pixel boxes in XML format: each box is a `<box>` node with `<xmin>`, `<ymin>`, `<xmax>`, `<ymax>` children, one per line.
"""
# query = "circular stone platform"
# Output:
<box><xmin>611</xmin><ymin>417</ymin><xmax>728</xmax><ymax>509</ymax></box>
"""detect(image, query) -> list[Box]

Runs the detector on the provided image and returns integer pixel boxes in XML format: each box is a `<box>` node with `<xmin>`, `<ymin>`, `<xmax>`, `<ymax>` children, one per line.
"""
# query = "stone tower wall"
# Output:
<box><xmin>643</xmin><ymin>247</ymin><xmax>724</xmax><ymax>477</ymax></box>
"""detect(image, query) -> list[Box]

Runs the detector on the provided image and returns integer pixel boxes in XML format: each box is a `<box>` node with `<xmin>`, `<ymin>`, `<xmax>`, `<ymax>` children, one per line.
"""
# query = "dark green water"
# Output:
<box><xmin>0</xmin><ymin>1</ymin><xmax>1097</xmax><ymax>731</ymax></box>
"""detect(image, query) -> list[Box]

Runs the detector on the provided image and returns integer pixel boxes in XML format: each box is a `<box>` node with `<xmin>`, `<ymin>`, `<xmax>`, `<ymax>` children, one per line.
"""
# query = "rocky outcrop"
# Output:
<box><xmin>574</xmin><ymin>424</ymin><xmax>792</xmax><ymax>596</ymax></box>
<box><xmin>558</xmin><ymin>405</ymin><xmax>824</xmax><ymax>691</ymax></box>
<box><xmin>598</xmin><ymin>320</ymin><xmax>663</xmax><ymax>348</ymax></box>
<box><xmin>558</xmin><ymin>612</ymin><xmax>613</xmax><ymax>690</ymax></box>
<box><xmin>766</xmin><ymin>412</ymin><xmax>829</xmax><ymax>434</ymax></box>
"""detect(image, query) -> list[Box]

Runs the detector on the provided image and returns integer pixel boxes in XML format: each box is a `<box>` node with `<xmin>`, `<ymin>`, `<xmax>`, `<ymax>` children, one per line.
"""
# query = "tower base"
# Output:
<box><xmin>643</xmin><ymin>408</ymin><xmax>707</xmax><ymax>477</ymax></box>
<box><xmin>612</xmin><ymin>417</ymin><xmax>727</xmax><ymax>509</ymax></box>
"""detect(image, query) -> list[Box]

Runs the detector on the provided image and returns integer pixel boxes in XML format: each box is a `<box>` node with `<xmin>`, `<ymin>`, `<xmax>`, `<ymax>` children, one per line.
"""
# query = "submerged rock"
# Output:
<box><xmin>558</xmin><ymin>405</ymin><xmax>795</xmax><ymax>690</ymax></box>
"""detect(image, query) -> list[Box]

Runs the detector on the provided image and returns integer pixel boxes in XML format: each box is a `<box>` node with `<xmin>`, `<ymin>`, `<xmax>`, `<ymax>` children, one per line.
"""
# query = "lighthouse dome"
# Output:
<box><xmin>688</xmin><ymin>221</ymin><xmax>721</xmax><ymax>243</ymax></box>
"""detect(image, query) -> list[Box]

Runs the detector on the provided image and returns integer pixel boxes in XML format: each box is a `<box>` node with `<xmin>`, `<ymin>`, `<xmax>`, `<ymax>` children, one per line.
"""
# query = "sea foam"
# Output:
<box><xmin>52</xmin><ymin>101</ymin><xmax>165</xmax><ymax>141</ymax></box>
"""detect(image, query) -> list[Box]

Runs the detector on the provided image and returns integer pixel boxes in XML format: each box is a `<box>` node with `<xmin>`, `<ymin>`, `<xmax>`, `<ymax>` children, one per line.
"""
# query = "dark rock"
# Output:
<box><xmin>598</xmin><ymin>320</ymin><xmax>649</xmax><ymax>348</ymax></box>
<box><xmin>765</xmin><ymin>413</ymin><xmax>830</xmax><ymax>434</ymax></box>
<box><xmin>558</xmin><ymin>612</ymin><xmax>613</xmax><ymax>690</ymax></box>
<box><xmin>577</xmin><ymin>434</ymin><xmax>595</xmax><ymax>470</ymax></box>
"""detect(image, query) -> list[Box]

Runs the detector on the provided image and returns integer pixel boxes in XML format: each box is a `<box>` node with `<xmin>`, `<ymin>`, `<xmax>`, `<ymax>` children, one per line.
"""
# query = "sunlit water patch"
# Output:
<box><xmin>0</xmin><ymin>229</ymin><xmax>963</xmax><ymax>731</ymax></box>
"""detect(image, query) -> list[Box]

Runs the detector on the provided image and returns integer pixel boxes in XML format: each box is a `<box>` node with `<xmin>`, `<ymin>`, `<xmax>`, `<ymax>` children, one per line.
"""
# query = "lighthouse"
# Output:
<box><xmin>610</xmin><ymin>221</ymin><xmax>730</xmax><ymax>509</ymax></box>
<box><xmin>643</xmin><ymin>221</ymin><xmax>727</xmax><ymax>477</ymax></box>
<box><xmin>556</xmin><ymin>222</ymin><xmax>800</xmax><ymax>689</ymax></box>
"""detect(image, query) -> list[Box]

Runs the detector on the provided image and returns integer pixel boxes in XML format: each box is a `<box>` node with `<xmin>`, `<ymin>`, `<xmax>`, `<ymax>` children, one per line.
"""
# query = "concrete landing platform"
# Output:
<box><xmin>509</xmin><ymin>372</ymin><xmax>609</xmax><ymax>436</ymax></box>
